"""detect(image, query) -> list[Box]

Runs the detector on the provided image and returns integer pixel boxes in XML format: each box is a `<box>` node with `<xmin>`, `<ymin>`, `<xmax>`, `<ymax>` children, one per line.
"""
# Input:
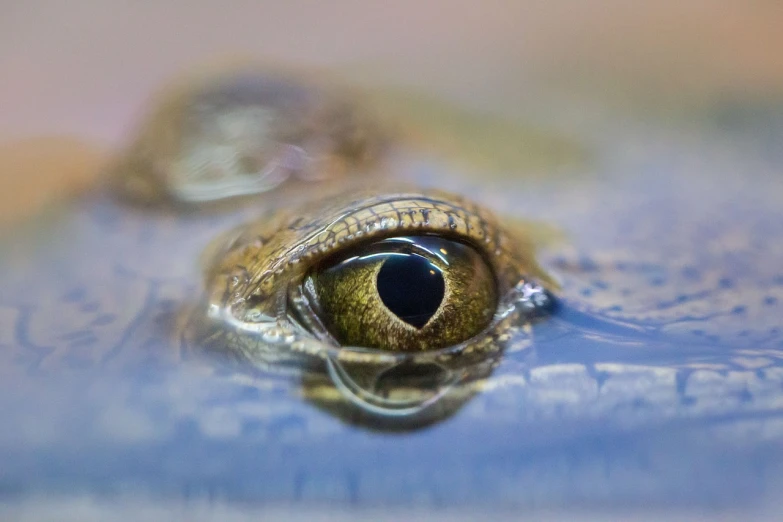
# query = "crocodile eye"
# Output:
<box><xmin>195</xmin><ymin>189</ymin><xmax>556</xmax><ymax>362</ymax></box>
<box><xmin>189</xmin><ymin>189</ymin><xmax>557</xmax><ymax>424</ymax></box>
<box><xmin>304</xmin><ymin>235</ymin><xmax>497</xmax><ymax>351</ymax></box>
<box><xmin>111</xmin><ymin>67</ymin><xmax>386</xmax><ymax>205</ymax></box>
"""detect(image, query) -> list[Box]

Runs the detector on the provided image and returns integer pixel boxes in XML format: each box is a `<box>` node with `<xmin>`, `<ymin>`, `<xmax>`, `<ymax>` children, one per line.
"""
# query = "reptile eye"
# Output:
<box><xmin>190</xmin><ymin>189</ymin><xmax>556</xmax><ymax>424</ymax></box>
<box><xmin>303</xmin><ymin>235</ymin><xmax>497</xmax><ymax>351</ymax></box>
<box><xmin>195</xmin><ymin>189</ymin><xmax>556</xmax><ymax>361</ymax></box>
<box><xmin>110</xmin><ymin>67</ymin><xmax>386</xmax><ymax>205</ymax></box>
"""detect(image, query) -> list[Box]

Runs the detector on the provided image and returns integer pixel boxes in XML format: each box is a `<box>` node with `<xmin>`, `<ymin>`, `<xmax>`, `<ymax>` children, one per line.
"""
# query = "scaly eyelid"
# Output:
<box><xmin>200</xmin><ymin>190</ymin><xmax>555</xmax><ymax>349</ymax></box>
<box><xmin>225</xmin><ymin>193</ymin><xmax>520</xmax><ymax>304</ymax></box>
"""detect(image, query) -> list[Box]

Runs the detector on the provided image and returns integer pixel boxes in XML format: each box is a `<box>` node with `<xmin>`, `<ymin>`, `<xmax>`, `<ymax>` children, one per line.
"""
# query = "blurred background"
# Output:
<box><xmin>0</xmin><ymin>1</ymin><xmax>781</xmax><ymax>220</ymax></box>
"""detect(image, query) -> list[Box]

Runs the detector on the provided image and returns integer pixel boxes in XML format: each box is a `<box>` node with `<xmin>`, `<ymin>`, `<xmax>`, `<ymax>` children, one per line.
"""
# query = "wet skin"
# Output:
<box><xmin>187</xmin><ymin>188</ymin><xmax>554</xmax><ymax>427</ymax></box>
<box><xmin>2</xmin><ymin>69</ymin><xmax>783</xmax><ymax>509</ymax></box>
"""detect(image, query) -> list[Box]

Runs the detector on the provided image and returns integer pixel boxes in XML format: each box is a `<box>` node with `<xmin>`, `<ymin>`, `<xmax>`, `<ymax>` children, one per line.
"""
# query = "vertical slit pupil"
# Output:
<box><xmin>376</xmin><ymin>254</ymin><xmax>445</xmax><ymax>329</ymax></box>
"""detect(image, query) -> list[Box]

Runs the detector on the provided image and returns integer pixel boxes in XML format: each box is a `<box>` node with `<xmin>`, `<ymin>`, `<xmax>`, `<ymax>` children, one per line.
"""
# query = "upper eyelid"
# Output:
<box><xmin>237</xmin><ymin>194</ymin><xmax>517</xmax><ymax>293</ymax></box>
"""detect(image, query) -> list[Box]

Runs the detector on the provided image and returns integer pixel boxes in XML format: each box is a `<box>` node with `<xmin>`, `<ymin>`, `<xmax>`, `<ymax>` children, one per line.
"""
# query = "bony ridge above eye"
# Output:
<box><xmin>193</xmin><ymin>188</ymin><xmax>557</xmax><ymax>369</ymax></box>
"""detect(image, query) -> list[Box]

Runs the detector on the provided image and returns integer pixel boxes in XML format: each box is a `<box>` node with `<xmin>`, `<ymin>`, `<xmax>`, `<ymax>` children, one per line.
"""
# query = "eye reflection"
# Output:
<box><xmin>300</xmin><ymin>356</ymin><xmax>497</xmax><ymax>431</ymax></box>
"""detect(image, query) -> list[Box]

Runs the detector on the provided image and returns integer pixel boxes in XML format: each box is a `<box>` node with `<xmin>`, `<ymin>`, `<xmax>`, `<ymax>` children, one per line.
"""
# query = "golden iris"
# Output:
<box><xmin>303</xmin><ymin>235</ymin><xmax>498</xmax><ymax>351</ymax></box>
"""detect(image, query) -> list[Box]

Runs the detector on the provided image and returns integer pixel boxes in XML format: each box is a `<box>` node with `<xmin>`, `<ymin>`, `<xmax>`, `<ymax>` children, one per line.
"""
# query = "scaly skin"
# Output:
<box><xmin>2</xmin><ymin>179</ymin><xmax>782</xmax><ymax>432</ymax></box>
<box><xmin>184</xmin><ymin>188</ymin><xmax>554</xmax><ymax>426</ymax></box>
<box><xmin>1</xmin><ymin>75</ymin><xmax>783</xmax><ymax>507</ymax></box>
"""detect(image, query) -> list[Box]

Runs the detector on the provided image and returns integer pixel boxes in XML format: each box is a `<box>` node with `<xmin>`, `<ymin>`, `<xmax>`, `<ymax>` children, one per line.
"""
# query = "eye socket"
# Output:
<box><xmin>302</xmin><ymin>235</ymin><xmax>498</xmax><ymax>351</ymax></box>
<box><xmin>194</xmin><ymin>189</ymin><xmax>555</xmax><ymax>366</ymax></box>
<box><xmin>189</xmin><ymin>189</ymin><xmax>557</xmax><ymax>426</ymax></box>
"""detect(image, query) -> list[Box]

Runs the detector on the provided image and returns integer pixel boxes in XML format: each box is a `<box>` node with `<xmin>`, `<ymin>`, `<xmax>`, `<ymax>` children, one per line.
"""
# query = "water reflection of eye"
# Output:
<box><xmin>190</xmin><ymin>189</ymin><xmax>557</xmax><ymax>426</ymax></box>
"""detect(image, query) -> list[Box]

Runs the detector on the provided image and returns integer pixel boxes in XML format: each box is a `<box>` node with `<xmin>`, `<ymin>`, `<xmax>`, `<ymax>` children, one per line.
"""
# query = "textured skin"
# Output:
<box><xmin>182</xmin><ymin>189</ymin><xmax>554</xmax><ymax>425</ymax></box>
<box><xmin>3</xmin><ymin>170</ymin><xmax>782</xmax><ymax>430</ymax></box>
<box><xmin>1</xmin><ymin>88</ymin><xmax>783</xmax><ymax>509</ymax></box>
<box><xmin>195</xmin><ymin>190</ymin><xmax>548</xmax><ymax>342</ymax></box>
